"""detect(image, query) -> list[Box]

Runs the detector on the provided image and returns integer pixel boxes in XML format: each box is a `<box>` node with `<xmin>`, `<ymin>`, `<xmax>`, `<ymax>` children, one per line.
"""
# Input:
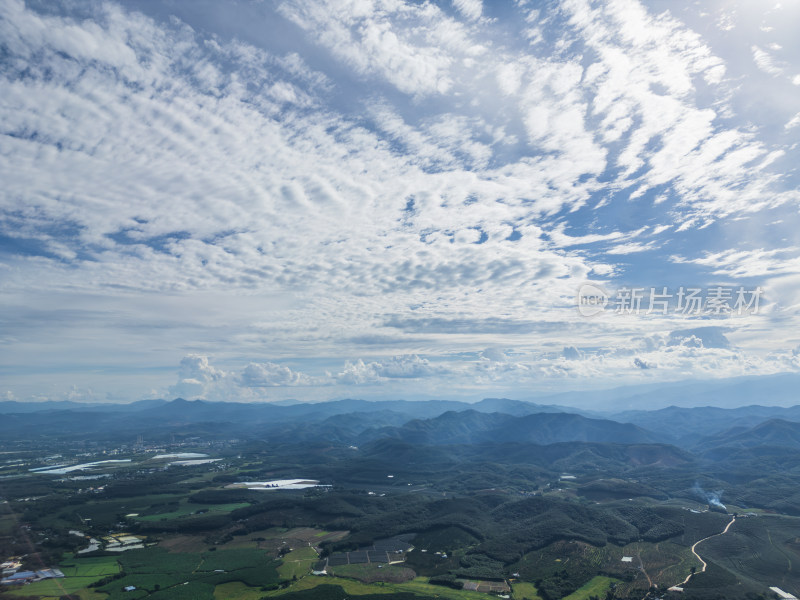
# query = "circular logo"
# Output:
<box><xmin>577</xmin><ymin>284</ymin><xmax>609</xmax><ymax>317</ymax></box>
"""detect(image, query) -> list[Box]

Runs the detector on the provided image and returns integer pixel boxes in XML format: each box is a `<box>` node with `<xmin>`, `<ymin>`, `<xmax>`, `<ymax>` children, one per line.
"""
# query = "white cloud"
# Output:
<box><xmin>667</xmin><ymin>327</ymin><xmax>732</xmax><ymax>350</ymax></box>
<box><xmin>336</xmin><ymin>355</ymin><xmax>436</xmax><ymax>384</ymax></box>
<box><xmin>168</xmin><ymin>356</ymin><xmax>322</xmax><ymax>400</ymax></box>
<box><xmin>606</xmin><ymin>241</ymin><xmax>660</xmax><ymax>255</ymax></box>
<box><xmin>481</xmin><ymin>347</ymin><xmax>509</xmax><ymax>362</ymax></box>
<box><xmin>566</xmin><ymin>0</ymin><xmax>795</xmax><ymax>220</ymax></box>
<box><xmin>177</xmin><ymin>355</ymin><xmax>226</xmax><ymax>384</ymax></box>
<box><xmin>277</xmin><ymin>0</ymin><xmax>462</xmax><ymax>97</ymax></box>
<box><xmin>752</xmin><ymin>45</ymin><xmax>784</xmax><ymax>76</ymax></box>
<box><xmin>1</xmin><ymin>0</ymin><xmax>799</xmax><ymax>402</ymax></box>
<box><xmin>452</xmin><ymin>0</ymin><xmax>482</xmax><ymax>21</ymax></box>
<box><xmin>240</xmin><ymin>362</ymin><xmax>316</xmax><ymax>387</ymax></box>
<box><xmin>547</xmin><ymin>224</ymin><xmax>646</xmax><ymax>247</ymax></box>
<box><xmin>672</xmin><ymin>248</ymin><xmax>800</xmax><ymax>278</ymax></box>
<box><xmin>785</xmin><ymin>112</ymin><xmax>800</xmax><ymax>129</ymax></box>
<box><xmin>169</xmin><ymin>355</ymin><xmax>227</xmax><ymax>399</ymax></box>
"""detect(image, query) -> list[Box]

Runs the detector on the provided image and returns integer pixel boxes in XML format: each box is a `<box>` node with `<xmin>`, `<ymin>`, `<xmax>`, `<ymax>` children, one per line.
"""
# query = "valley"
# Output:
<box><xmin>2</xmin><ymin>398</ymin><xmax>800</xmax><ymax>600</ymax></box>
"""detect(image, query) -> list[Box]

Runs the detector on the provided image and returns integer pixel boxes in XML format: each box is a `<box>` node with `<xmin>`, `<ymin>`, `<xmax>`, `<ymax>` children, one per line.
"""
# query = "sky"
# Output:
<box><xmin>1</xmin><ymin>0</ymin><xmax>800</xmax><ymax>405</ymax></box>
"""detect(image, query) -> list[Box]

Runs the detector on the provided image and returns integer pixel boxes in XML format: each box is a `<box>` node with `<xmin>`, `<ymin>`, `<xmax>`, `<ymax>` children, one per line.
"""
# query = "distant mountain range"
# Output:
<box><xmin>692</xmin><ymin>418</ymin><xmax>800</xmax><ymax>452</ymax></box>
<box><xmin>0</xmin><ymin>396</ymin><xmax>565</xmax><ymax>419</ymax></box>
<box><xmin>610</xmin><ymin>404</ymin><xmax>800</xmax><ymax>446</ymax></box>
<box><xmin>365</xmin><ymin>410</ymin><xmax>660</xmax><ymax>445</ymax></box>
<box><xmin>527</xmin><ymin>372</ymin><xmax>800</xmax><ymax>411</ymax></box>
<box><xmin>3</xmin><ymin>395</ymin><xmax>800</xmax><ymax>458</ymax></box>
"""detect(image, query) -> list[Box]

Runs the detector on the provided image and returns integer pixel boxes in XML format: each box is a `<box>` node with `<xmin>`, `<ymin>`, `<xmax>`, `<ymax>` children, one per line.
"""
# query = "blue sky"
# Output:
<box><xmin>1</xmin><ymin>0</ymin><xmax>799</xmax><ymax>404</ymax></box>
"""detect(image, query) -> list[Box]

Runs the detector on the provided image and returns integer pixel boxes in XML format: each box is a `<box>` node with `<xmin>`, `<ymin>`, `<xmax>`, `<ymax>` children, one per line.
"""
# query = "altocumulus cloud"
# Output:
<box><xmin>335</xmin><ymin>355</ymin><xmax>438</xmax><ymax>385</ymax></box>
<box><xmin>1</xmin><ymin>0</ymin><xmax>800</xmax><ymax>402</ymax></box>
<box><xmin>169</xmin><ymin>354</ymin><xmax>441</xmax><ymax>400</ymax></box>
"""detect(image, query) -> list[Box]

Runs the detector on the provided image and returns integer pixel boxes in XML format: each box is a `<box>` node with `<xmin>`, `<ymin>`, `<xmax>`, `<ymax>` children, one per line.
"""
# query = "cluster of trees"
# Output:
<box><xmin>126</xmin><ymin>488</ymin><xmax>689</xmax><ymax>575</ymax></box>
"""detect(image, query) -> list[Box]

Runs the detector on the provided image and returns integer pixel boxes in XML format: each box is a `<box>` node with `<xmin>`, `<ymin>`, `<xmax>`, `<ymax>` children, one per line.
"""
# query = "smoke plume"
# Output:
<box><xmin>693</xmin><ymin>482</ymin><xmax>727</xmax><ymax>511</ymax></box>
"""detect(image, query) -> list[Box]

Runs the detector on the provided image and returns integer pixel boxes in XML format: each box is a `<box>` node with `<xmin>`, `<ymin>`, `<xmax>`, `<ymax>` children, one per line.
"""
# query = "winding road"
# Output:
<box><xmin>671</xmin><ymin>514</ymin><xmax>736</xmax><ymax>589</ymax></box>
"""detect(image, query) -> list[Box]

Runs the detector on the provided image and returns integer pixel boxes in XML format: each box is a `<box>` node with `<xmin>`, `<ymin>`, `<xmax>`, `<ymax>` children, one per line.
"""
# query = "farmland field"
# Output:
<box><xmin>562</xmin><ymin>576</ymin><xmax>619</xmax><ymax>600</ymax></box>
<box><xmin>277</xmin><ymin>546</ymin><xmax>320</xmax><ymax>579</ymax></box>
<box><xmin>7</xmin><ymin>577</ymin><xmax>100</xmax><ymax>597</ymax></box>
<box><xmin>33</xmin><ymin>493</ymin><xmax>194</xmax><ymax>531</ymax></box>
<box><xmin>259</xmin><ymin>572</ymin><xmax>495</xmax><ymax>600</ymax></box>
<box><xmin>391</xmin><ymin>576</ymin><xmax>501</xmax><ymax>599</ymax></box>
<box><xmin>262</xmin><ymin>574</ymin><xmax>395</xmax><ymax>596</ymax></box>
<box><xmin>160</xmin><ymin>533</ymin><xmax>211</xmax><ymax>553</ymax></box>
<box><xmin>260</xmin><ymin>583</ymin><xmax>435</xmax><ymax>599</ymax></box>
<box><xmin>7</xmin><ymin>555</ymin><xmax>120</xmax><ymax>598</ymax></box>
<box><xmin>94</xmin><ymin>546</ymin><xmax>280</xmax><ymax>600</ymax></box>
<box><xmin>511</xmin><ymin>581</ymin><xmax>542</xmax><ymax>600</ymax></box>
<box><xmin>327</xmin><ymin>562</ymin><xmax>415</xmax><ymax>583</ymax></box>
<box><xmin>135</xmin><ymin>500</ymin><xmax>250</xmax><ymax>521</ymax></box>
<box><xmin>0</xmin><ymin>512</ymin><xmax>16</xmax><ymax>535</ymax></box>
<box><xmin>59</xmin><ymin>555</ymin><xmax>121</xmax><ymax>577</ymax></box>
<box><xmin>74</xmin><ymin>589</ymin><xmax>108</xmax><ymax>600</ymax></box>
<box><xmin>214</xmin><ymin>581</ymin><xmax>267</xmax><ymax>600</ymax></box>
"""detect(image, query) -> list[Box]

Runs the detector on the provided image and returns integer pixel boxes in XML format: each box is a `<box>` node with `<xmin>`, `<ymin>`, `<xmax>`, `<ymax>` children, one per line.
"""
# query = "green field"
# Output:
<box><xmin>262</xmin><ymin>574</ymin><xmax>395</xmax><ymax>596</ymax></box>
<box><xmin>7</xmin><ymin>556</ymin><xmax>120</xmax><ymax>598</ymax></box>
<box><xmin>511</xmin><ymin>581</ymin><xmax>542</xmax><ymax>600</ymax></box>
<box><xmin>7</xmin><ymin>577</ymin><xmax>100</xmax><ymax>597</ymax></box>
<box><xmin>327</xmin><ymin>563</ymin><xmax>415</xmax><ymax>583</ymax></box>
<box><xmin>264</xmin><ymin>575</ymin><xmax>501</xmax><ymax>600</ymax></box>
<box><xmin>96</xmin><ymin>546</ymin><xmax>280</xmax><ymax>600</ymax></box>
<box><xmin>0</xmin><ymin>512</ymin><xmax>16</xmax><ymax>535</ymax></box>
<box><xmin>261</xmin><ymin>583</ymin><xmax>439</xmax><ymax>600</ymax></box>
<box><xmin>214</xmin><ymin>581</ymin><xmax>267</xmax><ymax>600</ymax></box>
<box><xmin>59</xmin><ymin>555</ymin><xmax>122</xmax><ymax>577</ymax></box>
<box><xmin>388</xmin><ymin>577</ymin><xmax>497</xmax><ymax>599</ymax></box>
<box><xmin>198</xmin><ymin>548</ymin><xmax>275</xmax><ymax>573</ymax></box>
<box><xmin>33</xmin><ymin>493</ymin><xmax>250</xmax><ymax>530</ymax></box>
<box><xmin>7</xmin><ymin>557</ymin><xmax>119</xmax><ymax>597</ymax></box>
<box><xmin>75</xmin><ymin>589</ymin><xmax>108</xmax><ymax>600</ymax></box>
<box><xmin>561</xmin><ymin>576</ymin><xmax>619</xmax><ymax>600</ymax></box>
<box><xmin>277</xmin><ymin>546</ymin><xmax>319</xmax><ymax>579</ymax></box>
<box><xmin>135</xmin><ymin>500</ymin><xmax>249</xmax><ymax>521</ymax></box>
<box><xmin>35</xmin><ymin>493</ymin><xmax>189</xmax><ymax>530</ymax></box>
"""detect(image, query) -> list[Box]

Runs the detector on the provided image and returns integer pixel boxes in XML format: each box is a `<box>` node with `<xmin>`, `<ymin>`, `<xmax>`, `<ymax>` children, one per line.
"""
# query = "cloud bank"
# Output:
<box><xmin>1</xmin><ymin>0</ymin><xmax>799</xmax><ymax>403</ymax></box>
